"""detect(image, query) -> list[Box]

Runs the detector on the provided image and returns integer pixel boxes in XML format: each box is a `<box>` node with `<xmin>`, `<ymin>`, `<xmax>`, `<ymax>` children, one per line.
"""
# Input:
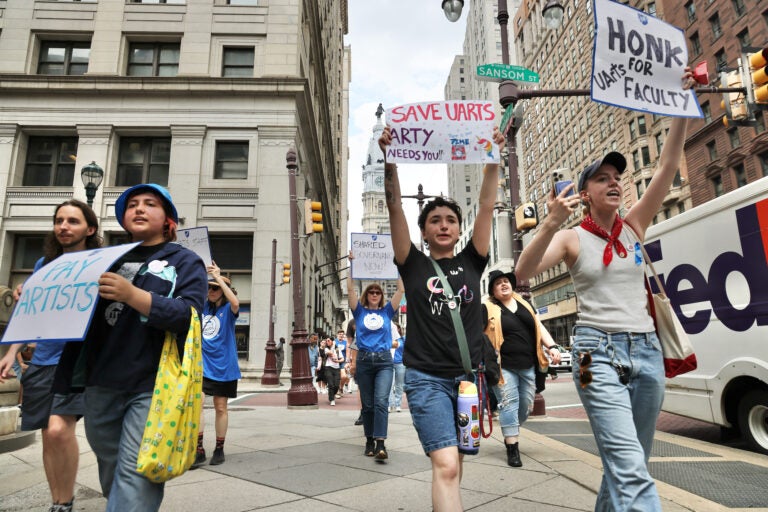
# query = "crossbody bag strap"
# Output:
<box><xmin>429</xmin><ymin>258</ymin><xmax>473</xmax><ymax>377</ymax></box>
<box><xmin>623</xmin><ymin>223</ymin><xmax>669</xmax><ymax>297</ymax></box>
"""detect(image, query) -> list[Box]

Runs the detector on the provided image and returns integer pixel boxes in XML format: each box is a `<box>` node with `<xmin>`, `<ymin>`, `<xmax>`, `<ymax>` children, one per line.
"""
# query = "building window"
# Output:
<box><xmin>127</xmin><ymin>43</ymin><xmax>179</xmax><ymax>76</ymax></box>
<box><xmin>760</xmin><ymin>151</ymin><xmax>768</xmax><ymax>177</ymax></box>
<box><xmin>732</xmin><ymin>0</ymin><xmax>746</xmax><ymax>17</ymax></box>
<box><xmin>632</xmin><ymin>149</ymin><xmax>640</xmax><ymax>170</ymax></box>
<box><xmin>737</xmin><ymin>29</ymin><xmax>750</xmax><ymax>49</ymax></box>
<box><xmin>690</xmin><ymin>33</ymin><xmax>702</xmax><ymax>56</ymax></box>
<box><xmin>755</xmin><ymin>112</ymin><xmax>766</xmax><ymax>134</ymax></box>
<box><xmin>23</xmin><ymin>136</ymin><xmax>78</xmax><ymax>186</ymax></box>
<box><xmin>222</xmin><ymin>47</ymin><xmax>254</xmax><ymax>77</ymax></box>
<box><xmin>647</xmin><ymin>2</ymin><xmax>656</xmax><ymax>16</ymax></box>
<box><xmin>712</xmin><ymin>175</ymin><xmax>723</xmax><ymax>197</ymax></box>
<box><xmin>214</xmin><ymin>141</ymin><xmax>249</xmax><ymax>179</ymax></box>
<box><xmin>637</xmin><ymin>116</ymin><xmax>647</xmax><ymax>135</ymax></box>
<box><xmin>702</xmin><ymin>101</ymin><xmax>712</xmax><ymax>123</ymax></box>
<box><xmin>38</xmin><ymin>41</ymin><xmax>90</xmax><ymax>75</ymax></box>
<box><xmin>715</xmin><ymin>49</ymin><xmax>727</xmax><ymax>72</ymax></box>
<box><xmin>116</xmin><ymin>137</ymin><xmax>170</xmax><ymax>186</ymax></box>
<box><xmin>635</xmin><ymin>181</ymin><xmax>643</xmax><ymax>199</ymax></box>
<box><xmin>709</xmin><ymin>14</ymin><xmax>722</xmax><ymax>40</ymax></box>
<box><xmin>655</xmin><ymin>133</ymin><xmax>663</xmax><ymax>154</ymax></box>
<box><xmin>706</xmin><ymin>140</ymin><xmax>718</xmax><ymax>160</ymax></box>
<box><xmin>734</xmin><ymin>164</ymin><xmax>747</xmax><ymax>187</ymax></box>
<box><xmin>10</xmin><ymin>235</ymin><xmax>46</xmax><ymax>288</ymax></box>
<box><xmin>129</xmin><ymin>0</ymin><xmax>186</xmax><ymax>3</ymax></box>
<box><xmin>227</xmin><ymin>0</ymin><xmax>258</xmax><ymax>4</ymax></box>
<box><xmin>628</xmin><ymin>119</ymin><xmax>636</xmax><ymax>139</ymax></box>
<box><xmin>685</xmin><ymin>1</ymin><xmax>696</xmax><ymax>22</ymax></box>
<box><xmin>728</xmin><ymin>129</ymin><xmax>741</xmax><ymax>148</ymax></box>
<box><xmin>641</xmin><ymin>146</ymin><xmax>651</xmax><ymax>166</ymax></box>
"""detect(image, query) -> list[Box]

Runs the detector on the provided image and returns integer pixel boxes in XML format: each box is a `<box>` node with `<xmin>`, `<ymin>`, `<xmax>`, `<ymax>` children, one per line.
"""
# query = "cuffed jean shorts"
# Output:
<box><xmin>404</xmin><ymin>367</ymin><xmax>475</xmax><ymax>455</ymax></box>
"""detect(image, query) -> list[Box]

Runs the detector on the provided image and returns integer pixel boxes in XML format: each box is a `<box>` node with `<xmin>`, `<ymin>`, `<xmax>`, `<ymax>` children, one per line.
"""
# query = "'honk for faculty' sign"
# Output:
<box><xmin>591</xmin><ymin>0</ymin><xmax>702</xmax><ymax>118</ymax></box>
<box><xmin>1</xmin><ymin>243</ymin><xmax>140</xmax><ymax>344</ymax></box>
<box><xmin>385</xmin><ymin>101</ymin><xmax>499</xmax><ymax>165</ymax></box>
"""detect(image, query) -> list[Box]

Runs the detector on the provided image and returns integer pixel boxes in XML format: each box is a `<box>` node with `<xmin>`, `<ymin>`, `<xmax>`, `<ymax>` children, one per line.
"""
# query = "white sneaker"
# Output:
<box><xmin>396</xmin><ymin>407</ymin><xmax>402</xmax><ymax>412</ymax></box>
<box><xmin>330</xmin><ymin>400</ymin><xmax>336</xmax><ymax>406</ymax></box>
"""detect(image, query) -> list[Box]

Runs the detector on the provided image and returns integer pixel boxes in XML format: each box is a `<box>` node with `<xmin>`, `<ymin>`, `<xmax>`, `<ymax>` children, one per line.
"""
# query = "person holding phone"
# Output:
<box><xmin>515</xmin><ymin>70</ymin><xmax>696</xmax><ymax>512</ymax></box>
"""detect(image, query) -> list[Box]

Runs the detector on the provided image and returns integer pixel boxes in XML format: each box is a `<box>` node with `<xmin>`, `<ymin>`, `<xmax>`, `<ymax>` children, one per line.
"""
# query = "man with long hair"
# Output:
<box><xmin>0</xmin><ymin>199</ymin><xmax>102</xmax><ymax>512</ymax></box>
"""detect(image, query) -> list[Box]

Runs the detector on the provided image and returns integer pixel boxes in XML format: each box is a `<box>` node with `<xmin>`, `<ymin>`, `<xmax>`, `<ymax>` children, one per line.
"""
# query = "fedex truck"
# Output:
<box><xmin>644</xmin><ymin>177</ymin><xmax>768</xmax><ymax>454</ymax></box>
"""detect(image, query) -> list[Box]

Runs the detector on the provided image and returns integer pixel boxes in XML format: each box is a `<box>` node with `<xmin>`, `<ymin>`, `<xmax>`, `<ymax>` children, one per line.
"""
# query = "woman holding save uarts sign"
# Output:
<box><xmin>379</xmin><ymin>123</ymin><xmax>504</xmax><ymax>512</ymax></box>
<box><xmin>515</xmin><ymin>69</ymin><xmax>696</xmax><ymax>512</ymax></box>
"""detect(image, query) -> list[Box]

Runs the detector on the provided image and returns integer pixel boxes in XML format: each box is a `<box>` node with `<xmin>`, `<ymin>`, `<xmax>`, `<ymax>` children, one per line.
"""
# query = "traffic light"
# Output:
<box><xmin>515</xmin><ymin>202</ymin><xmax>538</xmax><ymax>231</ymax></box>
<box><xmin>281</xmin><ymin>263</ymin><xmax>291</xmax><ymax>284</ymax></box>
<box><xmin>304</xmin><ymin>199</ymin><xmax>323</xmax><ymax>234</ymax></box>
<box><xmin>720</xmin><ymin>69</ymin><xmax>747</xmax><ymax>126</ymax></box>
<box><xmin>748</xmin><ymin>47</ymin><xmax>768</xmax><ymax>106</ymax></box>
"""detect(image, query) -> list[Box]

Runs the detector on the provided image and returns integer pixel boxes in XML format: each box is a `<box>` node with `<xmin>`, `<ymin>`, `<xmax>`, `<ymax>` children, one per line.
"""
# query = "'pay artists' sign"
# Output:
<box><xmin>350</xmin><ymin>233</ymin><xmax>398</xmax><ymax>281</ymax></box>
<box><xmin>385</xmin><ymin>101</ymin><xmax>500</xmax><ymax>165</ymax></box>
<box><xmin>1</xmin><ymin>243</ymin><xmax>140</xmax><ymax>344</ymax></box>
<box><xmin>591</xmin><ymin>0</ymin><xmax>702</xmax><ymax>118</ymax></box>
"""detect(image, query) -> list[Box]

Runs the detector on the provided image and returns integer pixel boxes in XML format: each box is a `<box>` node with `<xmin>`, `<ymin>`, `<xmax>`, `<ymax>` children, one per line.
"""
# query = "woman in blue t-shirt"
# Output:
<box><xmin>348</xmin><ymin>251</ymin><xmax>404</xmax><ymax>460</ymax></box>
<box><xmin>193</xmin><ymin>261</ymin><xmax>241</xmax><ymax>469</ymax></box>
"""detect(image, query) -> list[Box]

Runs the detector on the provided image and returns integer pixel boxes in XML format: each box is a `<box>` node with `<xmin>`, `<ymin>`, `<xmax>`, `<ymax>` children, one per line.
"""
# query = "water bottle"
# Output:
<box><xmin>457</xmin><ymin>381</ymin><xmax>480</xmax><ymax>454</ymax></box>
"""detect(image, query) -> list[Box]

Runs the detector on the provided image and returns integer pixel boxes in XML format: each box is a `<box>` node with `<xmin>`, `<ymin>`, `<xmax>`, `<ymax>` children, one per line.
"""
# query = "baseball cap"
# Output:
<box><xmin>577</xmin><ymin>152</ymin><xmax>627</xmax><ymax>192</ymax></box>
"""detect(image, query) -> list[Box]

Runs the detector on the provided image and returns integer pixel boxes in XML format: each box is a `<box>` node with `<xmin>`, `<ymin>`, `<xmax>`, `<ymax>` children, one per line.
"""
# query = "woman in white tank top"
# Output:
<box><xmin>516</xmin><ymin>69</ymin><xmax>697</xmax><ymax>512</ymax></box>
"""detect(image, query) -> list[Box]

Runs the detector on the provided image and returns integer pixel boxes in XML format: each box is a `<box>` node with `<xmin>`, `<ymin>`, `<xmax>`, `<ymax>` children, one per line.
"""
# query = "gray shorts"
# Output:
<box><xmin>20</xmin><ymin>363</ymin><xmax>84</xmax><ymax>431</ymax></box>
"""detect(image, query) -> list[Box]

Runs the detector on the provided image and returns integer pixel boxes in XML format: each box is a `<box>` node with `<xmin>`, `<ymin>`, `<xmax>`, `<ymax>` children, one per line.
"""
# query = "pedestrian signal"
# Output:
<box><xmin>515</xmin><ymin>202</ymin><xmax>537</xmax><ymax>231</ymax></box>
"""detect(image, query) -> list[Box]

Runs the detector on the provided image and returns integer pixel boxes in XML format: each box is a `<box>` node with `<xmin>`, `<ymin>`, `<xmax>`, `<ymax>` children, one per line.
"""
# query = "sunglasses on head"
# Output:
<box><xmin>579</xmin><ymin>352</ymin><xmax>593</xmax><ymax>389</ymax></box>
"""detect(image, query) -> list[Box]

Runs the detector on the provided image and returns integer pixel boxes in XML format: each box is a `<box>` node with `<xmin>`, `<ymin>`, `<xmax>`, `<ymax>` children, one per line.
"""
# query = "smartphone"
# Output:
<box><xmin>551</xmin><ymin>168</ymin><xmax>574</xmax><ymax>197</ymax></box>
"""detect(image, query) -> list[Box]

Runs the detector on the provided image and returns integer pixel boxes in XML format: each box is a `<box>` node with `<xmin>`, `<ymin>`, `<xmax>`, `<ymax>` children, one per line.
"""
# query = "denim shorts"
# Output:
<box><xmin>404</xmin><ymin>367</ymin><xmax>475</xmax><ymax>455</ymax></box>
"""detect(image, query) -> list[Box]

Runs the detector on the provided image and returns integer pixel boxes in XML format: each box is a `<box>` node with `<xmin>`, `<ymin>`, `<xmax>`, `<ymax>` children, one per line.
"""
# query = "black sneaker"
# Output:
<box><xmin>374</xmin><ymin>445</ymin><xmax>388</xmax><ymax>461</ymax></box>
<box><xmin>209</xmin><ymin>447</ymin><xmax>225</xmax><ymax>465</ymax></box>
<box><xmin>364</xmin><ymin>438</ymin><xmax>375</xmax><ymax>456</ymax></box>
<box><xmin>354</xmin><ymin>414</ymin><xmax>363</xmax><ymax>426</ymax></box>
<box><xmin>190</xmin><ymin>450</ymin><xmax>206</xmax><ymax>470</ymax></box>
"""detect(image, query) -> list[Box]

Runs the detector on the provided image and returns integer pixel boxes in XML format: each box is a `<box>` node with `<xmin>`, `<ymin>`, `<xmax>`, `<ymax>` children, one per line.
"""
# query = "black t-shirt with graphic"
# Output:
<box><xmin>397</xmin><ymin>242</ymin><xmax>488</xmax><ymax>378</ymax></box>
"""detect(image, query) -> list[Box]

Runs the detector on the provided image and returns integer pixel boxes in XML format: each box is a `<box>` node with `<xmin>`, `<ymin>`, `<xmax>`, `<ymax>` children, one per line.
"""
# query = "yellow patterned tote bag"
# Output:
<box><xmin>137</xmin><ymin>307</ymin><xmax>203</xmax><ymax>482</ymax></box>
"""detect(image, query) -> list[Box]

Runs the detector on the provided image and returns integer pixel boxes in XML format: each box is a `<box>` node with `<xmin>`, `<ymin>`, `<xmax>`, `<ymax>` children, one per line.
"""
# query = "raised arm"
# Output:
<box><xmin>389</xmin><ymin>277</ymin><xmax>405</xmax><ymax>312</ymax></box>
<box><xmin>379</xmin><ymin>126</ymin><xmax>411</xmax><ymax>265</ymax></box>
<box><xmin>208</xmin><ymin>261</ymin><xmax>239</xmax><ymax>314</ymax></box>
<box><xmin>625</xmin><ymin>69</ymin><xmax>695</xmax><ymax>237</ymax></box>
<box><xmin>471</xmin><ymin>127</ymin><xmax>507</xmax><ymax>256</ymax></box>
<box><xmin>347</xmin><ymin>250</ymin><xmax>359</xmax><ymax>311</ymax></box>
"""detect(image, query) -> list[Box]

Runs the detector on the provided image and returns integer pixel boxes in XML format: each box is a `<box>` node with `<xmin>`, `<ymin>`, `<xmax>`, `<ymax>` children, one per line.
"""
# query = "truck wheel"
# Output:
<box><xmin>737</xmin><ymin>390</ymin><xmax>768</xmax><ymax>455</ymax></box>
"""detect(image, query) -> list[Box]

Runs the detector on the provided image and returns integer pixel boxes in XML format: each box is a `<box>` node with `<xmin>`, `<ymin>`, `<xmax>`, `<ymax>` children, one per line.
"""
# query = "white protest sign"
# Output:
<box><xmin>177</xmin><ymin>226</ymin><xmax>212</xmax><ymax>267</ymax></box>
<box><xmin>350</xmin><ymin>233</ymin><xmax>398</xmax><ymax>280</ymax></box>
<box><xmin>1</xmin><ymin>243</ymin><xmax>141</xmax><ymax>344</ymax></box>
<box><xmin>591</xmin><ymin>0</ymin><xmax>702</xmax><ymax>118</ymax></box>
<box><xmin>385</xmin><ymin>101</ymin><xmax>499</xmax><ymax>165</ymax></box>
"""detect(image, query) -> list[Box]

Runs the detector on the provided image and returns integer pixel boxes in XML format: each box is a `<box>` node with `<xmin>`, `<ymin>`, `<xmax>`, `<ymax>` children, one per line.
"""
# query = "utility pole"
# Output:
<box><xmin>260</xmin><ymin>239</ymin><xmax>279</xmax><ymax>386</ymax></box>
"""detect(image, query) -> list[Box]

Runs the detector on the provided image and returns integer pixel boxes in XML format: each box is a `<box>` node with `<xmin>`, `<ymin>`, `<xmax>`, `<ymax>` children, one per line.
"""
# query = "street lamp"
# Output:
<box><xmin>442</xmin><ymin>0</ymin><xmax>463</xmax><ymax>22</ymax></box>
<box><xmin>401</xmin><ymin>183</ymin><xmax>440</xmax><ymax>252</ymax></box>
<box><xmin>261</xmin><ymin>238</ymin><xmax>280</xmax><ymax>386</ymax></box>
<box><xmin>542</xmin><ymin>0</ymin><xmax>565</xmax><ymax>30</ymax></box>
<box><xmin>442</xmin><ymin>0</ymin><xmax>564</xmax><ymax>30</ymax></box>
<box><xmin>80</xmin><ymin>161</ymin><xmax>104</xmax><ymax>207</ymax></box>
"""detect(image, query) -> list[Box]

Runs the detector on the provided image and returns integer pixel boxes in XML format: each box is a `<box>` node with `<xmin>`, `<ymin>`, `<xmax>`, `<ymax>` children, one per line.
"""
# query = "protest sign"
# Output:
<box><xmin>350</xmin><ymin>233</ymin><xmax>398</xmax><ymax>280</ymax></box>
<box><xmin>591</xmin><ymin>0</ymin><xmax>702</xmax><ymax>118</ymax></box>
<box><xmin>177</xmin><ymin>226</ymin><xmax>212</xmax><ymax>267</ymax></box>
<box><xmin>384</xmin><ymin>101</ymin><xmax>499</xmax><ymax>164</ymax></box>
<box><xmin>1</xmin><ymin>243</ymin><xmax>140</xmax><ymax>344</ymax></box>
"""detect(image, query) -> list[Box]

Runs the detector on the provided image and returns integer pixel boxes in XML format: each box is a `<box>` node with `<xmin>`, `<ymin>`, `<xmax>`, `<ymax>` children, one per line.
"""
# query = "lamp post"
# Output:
<box><xmin>80</xmin><ymin>161</ymin><xmax>104</xmax><ymax>207</ymax></box>
<box><xmin>401</xmin><ymin>183</ymin><xmax>439</xmax><ymax>251</ymax></box>
<box><xmin>261</xmin><ymin>238</ymin><xmax>280</xmax><ymax>386</ymax></box>
<box><xmin>285</xmin><ymin>148</ymin><xmax>318</xmax><ymax>408</ymax></box>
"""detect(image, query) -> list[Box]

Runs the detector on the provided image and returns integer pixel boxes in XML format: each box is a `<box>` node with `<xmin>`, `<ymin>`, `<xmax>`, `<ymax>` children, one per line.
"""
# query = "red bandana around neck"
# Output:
<box><xmin>580</xmin><ymin>214</ymin><xmax>627</xmax><ymax>266</ymax></box>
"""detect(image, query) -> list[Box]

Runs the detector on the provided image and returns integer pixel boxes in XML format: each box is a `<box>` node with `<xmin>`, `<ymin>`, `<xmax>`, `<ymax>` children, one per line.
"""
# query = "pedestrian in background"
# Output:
<box><xmin>54</xmin><ymin>184</ymin><xmax>207</xmax><ymax>512</ymax></box>
<box><xmin>515</xmin><ymin>70</ymin><xmax>695</xmax><ymax>512</ymax></box>
<box><xmin>379</xmin><ymin>125</ymin><xmax>505</xmax><ymax>511</ymax></box>
<box><xmin>0</xmin><ymin>199</ymin><xmax>101</xmax><ymax>512</ymax></box>
<box><xmin>322</xmin><ymin>338</ymin><xmax>343</xmax><ymax>405</ymax></box>
<box><xmin>193</xmin><ymin>261</ymin><xmax>241</xmax><ymax>468</ymax></box>
<box><xmin>308</xmin><ymin>333</ymin><xmax>319</xmax><ymax>387</ymax></box>
<box><xmin>275</xmin><ymin>336</ymin><xmax>286</xmax><ymax>385</ymax></box>
<box><xmin>389</xmin><ymin>323</ymin><xmax>406</xmax><ymax>413</ymax></box>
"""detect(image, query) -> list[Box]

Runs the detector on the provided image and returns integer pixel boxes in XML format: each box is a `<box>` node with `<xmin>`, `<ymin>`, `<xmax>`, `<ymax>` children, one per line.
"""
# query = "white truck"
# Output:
<box><xmin>644</xmin><ymin>176</ymin><xmax>768</xmax><ymax>454</ymax></box>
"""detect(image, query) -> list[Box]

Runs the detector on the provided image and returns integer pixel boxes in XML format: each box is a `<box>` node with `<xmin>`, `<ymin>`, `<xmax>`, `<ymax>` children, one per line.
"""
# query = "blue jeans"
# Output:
<box><xmin>389</xmin><ymin>362</ymin><xmax>406</xmax><ymax>408</ymax></box>
<box><xmin>571</xmin><ymin>326</ymin><xmax>665</xmax><ymax>512</ymax></box>
<box><xmin>84</xmin><ymin>386</ymin><xmax>164</xmax><ymax>512</ymax></box>
<box><xmin>491</xmin><ymin>366</ymin><xmax>535</xmax><ymax>438</ymax></box>
<box><xmin>355</xmin><ymin>351</ymin><xmax>393</xmax><ymax>439</ymax></box>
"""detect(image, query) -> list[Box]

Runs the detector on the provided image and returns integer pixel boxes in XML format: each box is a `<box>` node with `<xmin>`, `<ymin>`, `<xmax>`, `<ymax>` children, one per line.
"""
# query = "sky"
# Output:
<box><xmin>344</xmin><ymin>2</ymin><xmax>468</xmax><ymax>244</ymax></box>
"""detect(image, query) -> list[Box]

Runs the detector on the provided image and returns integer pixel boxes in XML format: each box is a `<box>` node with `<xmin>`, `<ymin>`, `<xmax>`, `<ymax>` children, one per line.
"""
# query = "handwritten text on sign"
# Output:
<box><xmin>350</xmin><ymin>233</ymin><xmax>398</xmax><ymax>281</ymax></box>
<box><xmin>591</xmin><ymin>0</ymin><xmax>702</xmax><ymax>118</ymax></box>
<box><xmin>385</xmin><ymin>101</ymin><xmax>499</xmax><ymax>165</ymax></box>
<box><xmin>177</xmin><ymin>226</ymin><xmax>212</xmax><ymax>267</ymax></box>
<box><xmin>1</xmin><ymin>243</ymin><xmax>140</xmax><ymax>344</ymax></box>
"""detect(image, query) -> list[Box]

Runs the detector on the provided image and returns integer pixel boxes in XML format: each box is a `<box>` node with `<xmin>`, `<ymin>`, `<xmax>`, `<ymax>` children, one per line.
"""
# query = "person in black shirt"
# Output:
<box><xmin>379</xmin><ymin>125</ymin><xmax>504</xmax><ymax>512</ymax></box>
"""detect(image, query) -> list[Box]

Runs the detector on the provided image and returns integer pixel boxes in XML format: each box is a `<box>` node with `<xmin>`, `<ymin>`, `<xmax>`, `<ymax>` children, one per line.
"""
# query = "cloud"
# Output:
<box><xmin>345</xmin><ymin>1</ymin><xmax>467</xmax><ymax>244</ymax></box>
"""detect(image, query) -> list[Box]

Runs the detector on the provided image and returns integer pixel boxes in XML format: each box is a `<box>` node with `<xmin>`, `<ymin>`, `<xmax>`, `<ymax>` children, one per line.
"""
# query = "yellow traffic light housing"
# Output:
<box><xmin>515</xmin><ymin>202</ymin><xmax>538</xmax><ymax>231</ymax></box>
<box><xmin>304</xmin><ymin>199</ymin><xmax>323</xmax><ymax>234</ymax></box>
<box><xmin>749</xmin><ymin>48</ymin><xmax>768</xmax><ymax>105</ymax></box>
<box><xmin>282</xmin><ymin>263</ymin><xmax>291</xmax><ymax>284</ymax></box>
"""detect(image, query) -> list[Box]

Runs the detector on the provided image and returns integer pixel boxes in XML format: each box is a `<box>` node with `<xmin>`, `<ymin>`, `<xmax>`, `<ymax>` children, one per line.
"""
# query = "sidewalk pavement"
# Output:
<box><xmin>1</xmin><ymin>379</ymin><xmax>767</xmax><ymax>511</ymax></box>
